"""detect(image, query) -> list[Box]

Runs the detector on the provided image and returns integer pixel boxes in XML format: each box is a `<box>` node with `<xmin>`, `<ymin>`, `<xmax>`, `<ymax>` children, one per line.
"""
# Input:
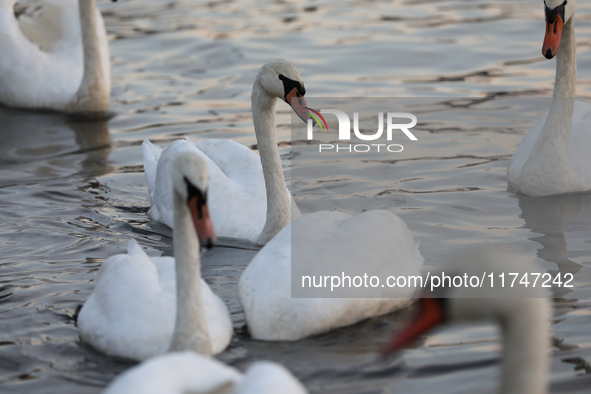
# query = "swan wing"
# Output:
<box><xmin>200</xmin><ymin>278</ymin><xmax>233</xmax><ymax>355</ymax></box>
<box><xmin>568</xmin><ymin>101</ymin><xmax>591</xmax><ymax>184</ymax></box>
<box><xmin>195</xmin><ymin>139</ymin><xmax>264</xmax><ymax>189</ymax></box>
<box><xmin>194</xmin><ymin>139</ymin><xmax>267</xmax><ymax>241</ymax></box>
<box><xmin>145</xmin><ymin>139</ymin><xmax>195</xmax><ymax>227</ymax></box>
<box><xmin>146</xmin><ymin>138</ymin><xmax>267</xmax><ymax>241</ymax></box>
<box><xmin>507</xmin><ymin>113</ymin><xmax>548</xmax><ymax>184</ymax></box>
<box><xmin>509</xmin><ymin>100</ymin><xmax>591</xmax><ymax>193</ymax></box>
<box><xmin>16</xmin><ymin>0</ymin><xmax>79</xmax><ymax>54</ymax></box>
<box><xmin>78</xmin><ymin>242</ymin><xmax>175</xmax><ymax>361</ymax></box>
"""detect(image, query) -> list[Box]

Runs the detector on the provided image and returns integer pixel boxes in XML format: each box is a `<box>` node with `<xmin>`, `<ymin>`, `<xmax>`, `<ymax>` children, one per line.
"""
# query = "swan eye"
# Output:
<box><xmin>278</xmin><ymin>75</ymin><xmax>306</xmax><ymax>99</ymax></box>
<box><xmin>544</xmin><ymin>0</ymin><xmax>567</xmax><ymax>24</ymax></box>
<box><xmin>183</xmin><ymin>176</ymin><xmax>207</xmax><ymax>206</ymax></box>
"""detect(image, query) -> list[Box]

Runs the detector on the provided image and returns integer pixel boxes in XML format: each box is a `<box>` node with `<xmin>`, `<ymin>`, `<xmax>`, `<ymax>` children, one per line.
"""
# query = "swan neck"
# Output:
<box><xmin>252</xmin><ymin>83</ymin><xmax>292</xmax><ymax>244</ymax></box>
<box><xmin>169</xmin><ymin>191</ymin><xmax>212</xmax><ymax>355</ymax></box>
<box><xmin>499</xmin><ymin>298</ymin><xmax>550</xmax><ymax>394</ymax></box>
<box><xmin>0</xmin><ymin>1</ymin><xmax>16</xmax><ymax>12</ymax></box>
<box><xmin>553</xmin><ymin>17</ymin><xmax>576</xmax><ymax>98</ymax></box>
<box><xmin>68</xmin><ymin>0</ymin><xmax>109</xmax><ymax>114</ymax></box>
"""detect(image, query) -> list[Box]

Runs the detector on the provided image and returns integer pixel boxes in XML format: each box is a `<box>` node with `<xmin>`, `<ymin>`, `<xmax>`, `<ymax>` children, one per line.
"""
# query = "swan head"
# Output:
<box><xmin>254</xmin><ymin>60</ymin><xmax>312</xmax><ymax>123</ymax></box>
<box><xmin>172</xmin><ymin>151</ymin><xmax>216</xmax><ymax>249</ymax></box>
<box><xmin>542</xmin><ymin>0</ymin><xmax>575</xmax><ymax>59</ymax></box>
<box><xmin>382</xmin><ymin>246</ymin><xmax>550</xmax><ymax>356</ymax></box>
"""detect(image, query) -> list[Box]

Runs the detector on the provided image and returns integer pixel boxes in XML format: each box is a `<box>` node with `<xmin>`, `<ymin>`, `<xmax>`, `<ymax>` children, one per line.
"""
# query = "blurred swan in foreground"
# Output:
<box><xmin>0</xmin><ymin>0</ymin><xmax>111</xmax><ymax>114</ymax></box>
<box><xmin>508</xmin><ymin>0</ymin><xmax>591</xmax><ymax>196</ymax></box>
<box><xmin>78</xmin><ymin>151</ymin><xmax>232</xmax><ymax>361</ymax></box>
<box><xmin>384</xmin><ymin>246</ymin><xmax>551</xmax><ymax>394</ymax></box>
<box><xmin>103</xmin><ymin>352</ymin><xmax>308</xmax><ymax>394</ymax></box>
<box><xmin>143</xmin><ymin>60</ymin><xmax>310</xmax><ymax>244</ymax></box>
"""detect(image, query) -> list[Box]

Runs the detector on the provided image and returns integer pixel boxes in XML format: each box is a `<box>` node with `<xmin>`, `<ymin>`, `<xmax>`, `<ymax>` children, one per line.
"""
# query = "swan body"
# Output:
<box><xmin>508</xmin><ymin>100</ymin><xmax>591</xmax><ymax>195</ymax></box>
<box><xmin>236</xmin><ymin>61</ymin><xmax>424</xmax><ymax>340</ymax></box>
<box><xmin>78</xmin><ymin>239</ymin><xmax>232</xmax><ymax>361</ymax></box>
<box><xmin>143</xmin><ymin>60</ymin><xmax>311</xmax><ymax>245</ymax></box>
<box><xmin>103</xmin><ymin>352</ymin><xmax>308</xmax><ymax>394</ymax></box>
<box><xmin>384</xmin><ymin>246</ymin><xmax>551</xmax><ymax>394</ymax></box>
<box><xmin>239</xmin><ymin>210</ymin><xmax>424</xmax><ymax>341</ymax></box>
<box><xmin>0</xmin><ymin>0</ymin><xmax>110</xmax><ymax>113</ymax></box>
<box><xmin>79</xmin><ymin>152</ymin><xmax>232</xmax><ymax>361</ymax></box>
<box><xmin>508</xmin><ymin>0</ymin><xmax>591</xmax><ymax>196</ymax></box>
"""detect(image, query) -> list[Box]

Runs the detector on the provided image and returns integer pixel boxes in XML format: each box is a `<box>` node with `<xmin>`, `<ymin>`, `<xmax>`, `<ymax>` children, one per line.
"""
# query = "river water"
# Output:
<box><xmin>1</xmin><ymin>0</ymin><xmax>591</xmax><ymax>392</ymax></box>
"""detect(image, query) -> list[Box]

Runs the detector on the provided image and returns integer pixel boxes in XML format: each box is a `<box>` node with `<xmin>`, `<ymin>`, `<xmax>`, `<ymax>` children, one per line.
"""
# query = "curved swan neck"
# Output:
<box><xmin>252</xmin><ymin>83</ymin><xmax>292</xmax><ymax>245</ymax></box>
<box><xmin>67</xmin><ymin>0</ymin><xmax>109</xmax><ymax>114</ymax></box>
<box><xmin>169</xmin><ymin>191</ymin><xmax>212</xmax><ymax>356</ymax></box>
<box><xmin>553</xmin><ymin>17</ymin><xmax>576</xmax><ymax>98</ymax></box>
<box><xmin>499</xmin><ymin>298</ymin><xmax>550</xmax><ymax>394</ymax></box>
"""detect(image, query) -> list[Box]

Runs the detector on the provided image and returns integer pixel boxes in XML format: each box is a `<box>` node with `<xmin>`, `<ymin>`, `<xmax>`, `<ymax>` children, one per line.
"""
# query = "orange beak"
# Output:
<box><xmin>285</xmin><ymin>88</ymin><xmax>313</xmax><ymax>124</ymax></box>
<box><xmin>188</xmin><ymin>196</ymin><xmax>216</xmax><ymax>249</ymax></box>
<box><xmin>382</xmin><ymin>298</ymin><xmax>445</xmax><ymax>357</ymax></box>
<box><xmin>542</xmin><ymin>14</ymin><xmax>563</xmax><ymax>59</ymax></box>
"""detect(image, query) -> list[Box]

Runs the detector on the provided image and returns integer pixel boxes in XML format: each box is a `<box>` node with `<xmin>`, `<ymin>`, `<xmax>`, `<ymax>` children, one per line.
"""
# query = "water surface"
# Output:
<box><xmin>1</xmin><ymin>0</ymin><xmax>591</xmax><ymax>393</ymax></box>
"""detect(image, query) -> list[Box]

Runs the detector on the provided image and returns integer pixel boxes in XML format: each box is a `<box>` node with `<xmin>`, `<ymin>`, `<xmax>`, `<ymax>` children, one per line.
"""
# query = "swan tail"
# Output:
<box><xmin>142</xmin><ymin>138</ymin><xmax>162</xmax><ymax>193</ymax></box>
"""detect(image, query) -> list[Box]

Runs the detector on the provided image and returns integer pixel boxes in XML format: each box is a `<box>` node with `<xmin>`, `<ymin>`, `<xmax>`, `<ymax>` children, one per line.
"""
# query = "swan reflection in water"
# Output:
<box><xmin>0</xmin><ymin>106</ymin><xmax>113</xmax><ymax>184</ymax></box>
<box><xmin>516</xmin><ymin>190</ymin><xmax>591</xmax><ymax>375</ymax></box>
<box><xmin>516</xmin><ymin>191</ymin><xmax>591</xmax><ymax>294</ymax></box>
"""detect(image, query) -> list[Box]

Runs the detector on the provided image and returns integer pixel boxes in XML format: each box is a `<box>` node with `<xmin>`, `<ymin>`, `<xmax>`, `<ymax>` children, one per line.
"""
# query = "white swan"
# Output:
<box><xmin>78</xmin><ymin>151</ymin><xmax>233</xmax><ymax>361</ymax></box>
<box><xmin>142</xmin><ymin>60</ymin><xmax>310</xmax><ymax>244</ymax></box>
<box><xmin>237</xmin><ymin>63</ymin><xmax>424</xmax><ymax>341</ymax></box>
<box><xmin>508</xmin><ymin>0</ymin><xmax>591</xmax><ymax>196</ymax></box>
<box><xmin>103</xmin><ymin>352</ymin><xmax>308</xmax><ymax>394</ymax></box>
<box><xmin>0</xmin><ymin>0</ymin><xmax>110</xmax><ymax>114</ymax></box>
<box><xmin>384</xmin><ymin>246</ymin><xmax>551</xmax><ymax>394</ymax></box>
